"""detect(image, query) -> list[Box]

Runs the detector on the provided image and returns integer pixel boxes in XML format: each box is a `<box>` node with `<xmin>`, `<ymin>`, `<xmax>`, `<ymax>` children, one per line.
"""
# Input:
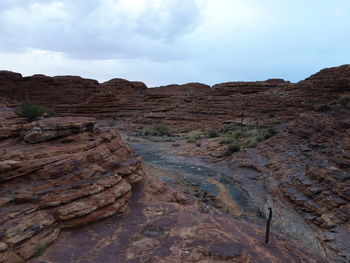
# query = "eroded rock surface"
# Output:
<box><xmin>261</xmin><ymin>110</ymin><xmax>350</xmax><ymax>262</ymax></box>
<box><xmin>0</xmin><ymin>106</ymin><xmax>144</xmax><ymax>263</ymax></box>
<box><xmin>0</xmin><ymin>65</ymin><xmax>349</xmax><ymax>262</ymax></box>
<box><xmin>28</xmin><ymin>173</ymin><xmax>327</xmax><ymax>263</ymax></box>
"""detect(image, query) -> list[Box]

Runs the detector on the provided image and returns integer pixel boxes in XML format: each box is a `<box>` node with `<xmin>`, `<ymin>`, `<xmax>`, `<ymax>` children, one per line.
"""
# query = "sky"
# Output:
<box><xmin>0</xmin><ymin>0</ymin><xmax>349</xmax><ymax>87</ymax></box>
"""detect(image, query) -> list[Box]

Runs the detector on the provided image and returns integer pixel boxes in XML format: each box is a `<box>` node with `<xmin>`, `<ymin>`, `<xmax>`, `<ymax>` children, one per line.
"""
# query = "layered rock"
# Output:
<box><xmin>224</xmin><ymin>106</ymin><xmax>350</xmax><ymax>262</ymax></box>
<box><xmin>0</xmin><ymin>65</ymin><xmax>349</xmax><ymax>131</ymax></box>
<box><xmin>0</xmin><ymin>65</ymin><xmax>349</xmax><ymax>262</ymax></box>
<box><xmin>28</xmin><ymin>172</ymin><xmax>327</xmax><ymax>263</ymax></box>
<box><xmin>0</xmin><ymin>106</ymin><xmax>144</xmax><ymax>263</ymax></box>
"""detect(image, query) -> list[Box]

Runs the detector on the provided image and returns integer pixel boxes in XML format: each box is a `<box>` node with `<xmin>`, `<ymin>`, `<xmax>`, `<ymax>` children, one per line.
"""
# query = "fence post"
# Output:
<box><xmin>265</xmin><ymin>207</ymin><xmax>272</xmax><ymax>245</ymax></box>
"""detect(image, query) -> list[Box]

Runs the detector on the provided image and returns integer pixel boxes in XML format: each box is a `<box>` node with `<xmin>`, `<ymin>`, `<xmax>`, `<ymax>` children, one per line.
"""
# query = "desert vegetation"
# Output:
<box><xmin>206</xmin><ymin>129</ymin><xmax>219</xmax><ymax>138</ymax></box>
<box><xmin>225</xmin><ymin>143</ymin><xmax>241</xmax><ymax>155</ymax></box>
<box><xmin>220</xmin><ymin>123</ymin><xmax>277</xmax><ymax>154</ymax></box>
<box><xmin>142</xmin><ymin>124</ymin><xmax>172</xmax><ymax>137</ymax></box>
<box><xmin>187</xmin><ymin>130</ymin><xmax>203</xmax><ymax>142</ymax></box>
<box><xmin>185</xmin><ymin>122</ymin><xmax>277</xmax><ymax>155</ymax></box>
<box><xmin>16</xmin><ymin>102</ymin><xmax>52</xmax><ymax>122</ymax></box>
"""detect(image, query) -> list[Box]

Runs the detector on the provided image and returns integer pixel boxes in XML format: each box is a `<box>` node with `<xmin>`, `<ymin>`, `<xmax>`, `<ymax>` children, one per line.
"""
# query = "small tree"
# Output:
<box><xmin>16</xmin><ymin>102</ymin><xmax>48</xmax><ymax>122</ymax></box>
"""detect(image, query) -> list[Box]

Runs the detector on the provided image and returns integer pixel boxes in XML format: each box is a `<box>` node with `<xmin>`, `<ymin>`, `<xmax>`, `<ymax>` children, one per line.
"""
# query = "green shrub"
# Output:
<box><xmin>206</xmin><ymin>129</ymin><xmax>219</xmax><ymax>138</ymax></box>
<box><xmin>16</xmin><ymin>102</ymin><xmax>48</xmax><ymax>122</ymax></box>
<box><xmin>242</xmin><ymin>128</ymin><xmax>259</xmax><ymax>138</ymax></box>
<box><xmin>225</xmin><ymin>143</ymin><xmax>240</xmax><ymax>155</ymax></box>
<box><xmin>223</xmin><ymin>123</ymin><xmax>239</xmax><ymax>132</ymax></box>
<box><xmin>244</xmin><ymin>137</ymin><xmax>258</xmax><ymax>148</ymax></box>
<box><xmin>220</xmin><ymin>122</ymin><xmax>277</xmax><ymax>149</ymax></box>
<box><xmin>338</xmin><ymin>95</ymin><xmax>350</xmax><ymax>107</ymax></box>
<box><xmin>231</xmin><ymin>130</ymin><xmax>242</xmax><ymax>139</ymax></box>
<box><xmin>187</xmin><ymin>130</ymin><xmax>203</xmax><ymax>142</ymax></box>
<box><xmin>220</xmin><ymin>134</ymin><xmax>236</xmax><ymax>145</ymax></box>
<box><xmin>142</xmin><ymin>125</ymin><xmax>171</xmax><ymax>136</ymax></box>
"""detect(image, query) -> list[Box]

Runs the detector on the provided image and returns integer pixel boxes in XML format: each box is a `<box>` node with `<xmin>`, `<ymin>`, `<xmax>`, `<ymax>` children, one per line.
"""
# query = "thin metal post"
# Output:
<box><xmin>265</xmin><ymin>207</ymin><xmax>272</xmax><ymax>245</ymax></box>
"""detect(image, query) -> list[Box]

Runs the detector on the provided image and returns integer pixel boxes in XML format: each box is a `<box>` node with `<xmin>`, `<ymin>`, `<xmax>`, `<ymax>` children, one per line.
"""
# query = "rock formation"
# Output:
<box><xmin>0</xmin><ymin>105</ymin><xmax>144</xmax><ymax>263</ymax></box>
<box><xmin>0</xmin><ymin>102</ymin><xmax>328</xmax><ymax>263</ymax></box>
<box><xmin>0</xmin><ymin>65</ymin><xmax>349</xmax><ymax>131</ymax></box>
<box><xmin>0</xmin><ymin>65</ymin><xmax>349</xmax><ymax>262</ymax></box>
<box><xmin>259</xmin><ymin>109</ymin><xmax>350</xmax><ymax>261</ymax></box>
<box><xmin>28</xmin><ymin>171</ymin><xmax>327</xmax><ymax>263</ymax></box>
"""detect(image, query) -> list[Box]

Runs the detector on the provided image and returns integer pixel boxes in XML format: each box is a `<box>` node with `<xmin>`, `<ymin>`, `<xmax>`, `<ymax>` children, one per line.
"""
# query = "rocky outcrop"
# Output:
<box><xmin>0</xmin><ymin>65</ymin><xmax>349</xmax><ymax>131</ymax></box>
<box><xmin>223</xmin><ymin>106</ymin><xmax>350</xmax><ymax>262</ymax></box>
<box><xmin>28</xmin><ymin>172</ymin><xmax>327</xmax><ymax>263</ymax></box>
<box><xmin>298</xmin><ymin>64</ymin><xmax>350</xmax><ymax>92</ymax></box>
<box><xmin>279</xmin><ymin>110</ymin><xmax>350</xmax><ymax>261</ymax></box>
<box><xmin>0</xmin><ymin>106</ymin><xmax>144</xmax><ymax>263</ymax></box>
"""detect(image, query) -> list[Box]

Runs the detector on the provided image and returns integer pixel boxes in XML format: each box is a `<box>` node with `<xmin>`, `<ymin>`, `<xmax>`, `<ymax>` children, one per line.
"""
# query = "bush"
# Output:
<box><xmin>225</xmin><ymin>143</ymin><xmax>240</xmax><ymax>155</ymax></box>
<box><xmin>219</xmin><ymin>122</ymin><xmax>277</xmax><ymax>148</ymax></box>
<box><xmin>230</xmin><ymin>130</ymin><xmax>242</xmax><ymax>139</ymax></box>
<box><xmin>244</xmin><ymin>137</ymin><xmax>258</xmax><ymax>148</ymax></box>
<box><xmin>243</xmin><ymin>128</ymin><xmax>259</xmax><ymax>138</ymax></box>
<box><xmin>223</xmin><ymin>123</ymin><xmax>239</xmax><ymax>132</ymax></box>
<box><xmin>206</xmin><ymin>129</ymin><xmax>219</xmax><ymax>138</ymax></box>
<box><xmin>187</xmin><ymin>130</ymin><xmax>203</xmax><ymax>142</ymax></box>
<box><xmin>16</xmin><ymin>102</ymin><xmax>48</xmax><ymax>122</ymax></box>
<box><xmin>220</xmin><ymin>134</ymin><xmax>236</xmax><ymax>145</ymax></box>
<box><xmin>142</xmin><ymin>125</ymin><xmax>171</xmax><ymax>136</ymax></box>
<box><xmin>338</xmin><ymin>95</ymin><xmax>350</xmax><ymax>107</ymax></box>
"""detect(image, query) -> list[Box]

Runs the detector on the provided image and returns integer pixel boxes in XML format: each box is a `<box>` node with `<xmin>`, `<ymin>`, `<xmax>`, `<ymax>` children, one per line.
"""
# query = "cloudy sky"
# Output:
<box><xmin>0</xmin><ymin>0</ymin><xmax>349</xmax><ymax>86</ymax></box>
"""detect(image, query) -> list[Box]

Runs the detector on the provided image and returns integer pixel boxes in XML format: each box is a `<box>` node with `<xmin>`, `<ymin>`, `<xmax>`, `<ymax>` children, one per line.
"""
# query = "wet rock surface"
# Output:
<box><xmin>123</xmin><ymin>107</ymin><xmax>350</xmax><ymax>262</ymax></box>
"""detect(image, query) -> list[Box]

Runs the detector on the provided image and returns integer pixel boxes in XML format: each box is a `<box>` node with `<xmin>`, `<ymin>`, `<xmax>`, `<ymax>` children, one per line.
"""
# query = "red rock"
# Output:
<box><xmin>0</xmin><ymin>65</ymin><xmax>349</xmax><ymax>262</ymax></box>
<box><xmin>0</xmin><ymin>65</ymin><xmax>349</xmax><ymax>132</ymax></box>
<box><xmin>28</xmin><ymin>173</ymin><xmax>328</xmax><ymax>263</ymax></box>
<box><xmin>0</xmin><ymin>107</ymin><xmax>144</xmax><ymax>263</ymax></box>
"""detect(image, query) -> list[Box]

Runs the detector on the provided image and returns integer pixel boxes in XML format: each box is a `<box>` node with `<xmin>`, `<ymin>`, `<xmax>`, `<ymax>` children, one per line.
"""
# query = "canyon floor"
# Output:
<box><xmin>30</xmin><ymin>115</ymin><xmax>349</xmax><ymax>263</ymax></box>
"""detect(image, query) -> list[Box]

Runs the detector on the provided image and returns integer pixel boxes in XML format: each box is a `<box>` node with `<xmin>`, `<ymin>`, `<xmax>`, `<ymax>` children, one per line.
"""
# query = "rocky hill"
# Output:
<box><xmin>0</xmin><ymin>65</ymin><xmax>349</xmax><ymax>131</ymax></box>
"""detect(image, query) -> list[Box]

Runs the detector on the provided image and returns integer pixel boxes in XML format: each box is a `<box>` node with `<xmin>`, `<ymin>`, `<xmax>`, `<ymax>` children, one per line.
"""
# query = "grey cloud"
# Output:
<box><xmin>0</xmin><ymin>0</ymin><xmax>203</xmax><ymax>60</ymax></box>
<box><xmin>135</xmin><ymin>0</ymin><xmax>201</xmax><ymax>41</ymax></box>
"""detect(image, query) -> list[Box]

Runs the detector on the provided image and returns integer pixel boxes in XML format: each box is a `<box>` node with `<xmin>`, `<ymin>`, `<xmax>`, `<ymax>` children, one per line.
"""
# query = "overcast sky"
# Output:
<box><xmin>0</xmin><ymin>0</ymin><xmax>349</xmax><ymax>86</ymax></box>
